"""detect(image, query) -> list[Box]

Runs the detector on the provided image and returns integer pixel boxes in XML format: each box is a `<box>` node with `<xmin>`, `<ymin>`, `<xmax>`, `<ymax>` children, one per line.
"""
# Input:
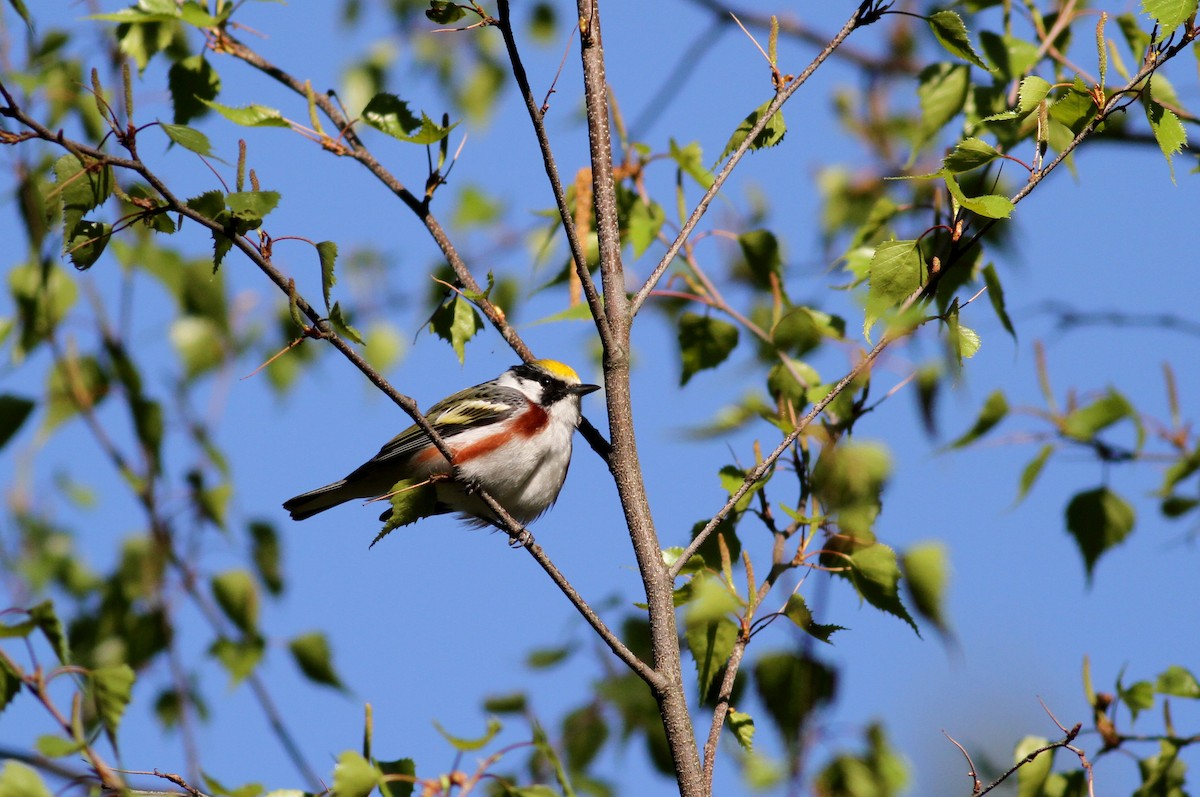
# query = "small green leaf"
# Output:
<box><xmin>211</xmin><ymin>569</ymin><xmax>259</xmax><ymax>634</ymax></box>
<box><xmin>1017</xmin><ymin>76</ymin><xmax>1052</xmax><ymax>114</ymax></box>
<box><xmin>1155</xmin><ymin>665</ymin><xmax>1200</xmax><ymax>698</ymax></box>
<box><xmin>209</xmin><ymin>636</ymin><xmax>264</xmax><ymax>685</ymax></box>
<box><xmin>626</xmin><ymin>197</ymin><xmax>665</xmax><ymax>258</ymax></box>
<box><xmin>685</xmin><ymin>614</ymin><xmax>738</xmax><ymax>699</ymax></box>
<box><xmin>1066</xmin><ymin>487</ymin><xmax>1135</xmax><ymax>581</ymax></box>
<box><xmin>433</xmin><ymin>717</ymin><xmax>501</xmax><ymax>752</ymax></box>
<box><xmin>249</xmin><ymin>521</ymin><xmax>284</xmax><ymax>595</ymax></box>
<box><xmin>0</xmin><ymin>762</ymin><xmax>52</xmax><ymax>797</ymax></box>
<box><xmin>161</xmin><ymin>122</ymin><xmax>215</xmax><ymax>156</ymax></box>
<box><xmin>288</xmin><ymin>632</ymin><xmax>345</xmax><ymax>690</ymax></box>
<box><xmin>29</xmin><ymin>600</ymin><xmax>70</xmax><ymax>664</ymax></box>
<box><xmin>849</xmin><ymin>543</ymin><xmax>919</xmax><ymax>634</ymax></box>
<box><xmin>168</xmin><ymin>54</ymin><xmax>222</xmax><ymax>125</ymax></box>
<box><xmin>1016</xmin><ymin>444</ymin><xmax>1054</xmax><ymax>503</ymax></box>
<box><xmin>728</xmin><ymin>709</ymin><xmax>755</xmax><ymax>751</ymax></box>
<box><xmin>371</xmin><ymin>478</ymin><xmax>440</xmax><ymax>546</ymax></box>
<box><xmin>201</xmin><ymin>100</ymin><xmax>290</xmax><ymax>127</ymax></box>
<box><xmin>718</xmin><ymin>99</ymin><xmax>786</xmax><ymax>162</ymax></box>
<box><xmin>942</xmin><ymin>171</ymin><xmax>1014</xmax><ymax>218</ymax></box>
<box><xmin>332</xmin><ymin>751</ymin><xmax>381</xmax><ymax>797</ymax></box>
<box><xmin>1118</xmin><ymin>678</ymin><xmax>1156</xmax><ymax>719</ymax></box>
<box><xmin>377</xmin><ymin>758</ymin><xmax>415</xmax><ymax>797</ymax></box>
<box><xmin>753</xmin><ymin>652</ymin><xmax>836</xmax><ymax>747</ymax></box>
<box><xmin>737</xmin><ymin>230</ymin><xmax>783</xmax><ymax>289</ymax></box>
<box><xmin>54</xmin><ymin>154</ymin><xmax>113</xmax><ymax>239</ymax></box>
<box><xmin>45</xmin><ymin>354</ymin><xmax>108</xmax><ymax>431</ymax></box>
<box><xmin>170</xmin><ymin>316</ymin><xmax>225</xmax><ymax>377</ymax></box>
<box><xmin>429</xmin><ymin>295</ymin><xmax>481</xmax><ymax>363</ymax></box>
<box><xmin>0</xmin><ymin>654</ymin><xmax>21</xmax><ymax>713</ymax></box>
<box><xmin>915</xmin><ymin>63</ymin><xmax>970</xmax><ymax>151</ymax></box>
<box><xmin>1062</xmin><ymin>390</ymin><xmax>1134</xmax><ymax>440</ymax></box>
<box><xmin>317</xmin><ymin>241</ymin><xmax>338</xmax><ymax>312</ymax></box>
<box><xmin>902</xmin><ymin>543</ymin><xmax>950</xmax><ymax>632</ymax></box>
<box><xmin>942</xmin><ymin>137</ymin><xmax>1000</xmax><ymax>173</ymax></box>
<box><xmin>782</xmin><ymin>594</ymin><xmax>844</xmax><ymax>643</ymax></box>
<box><xmin>362</xmin><ymin>93</ymin><xmax>457</xmax><ymax>144</ymax></box>
<box><xmin>867</xmin><ymin>239</ymin><xmax>924</xmax><ymax>314</ymax></box>
<box><xmin>1015</xmin><ymin>736</ymin><xmax>1054</xmax><ymax>797</ymax></box>
<box><xmin>329</xmin><ymin>302</ymin><xmax>366</xmax><ymax>346</ymax></box>
<box><xmin>226</xmin><ymin>190</ymin><xmax>280</xmax><ymax>226</ymax></box>
<box><xmin>949</xmin><ymin>389</ymin><xmax>1008</xmax><ymax>448</ymax></box>
<box><xmin>562</xmin><ymin>704</ymin><xmax>609</xmax><ymax>771</ymax></box>
<box><xmin>35</xmin><ymin>735</ymin><xmax>85</xmax><ymax>758</ymax></box>
<box><xmin>669</xmin><ymin>139</ymin><xmax>715</xmax><ymax>189</ymax></box>
<box><xmin>526</xmin><ymin>645</ymin><xmax>573</xmax><ymax>669</ymax></box>
<box><xmin>201</xmin><ymin>774</ymin><xmax>263</xmax><ymax>797</ymax></box>
<box><xmin>0</xmin><ymin>394</ymin><xmax>35</xmax><ymax>450</ymax></box>
<box><xmin>91</xmin><ymin>664</ymin><xmax>135</xmax><ymax>736</ymax></box>
<box><xmin>426</xmin><ymin>0</ymin><xmax>468</xmax><ymax>24</ymax></box>
<box><xmin>927</xmin><ymin>11</ymin><xmax>988</xmax><ymax>69</ymax></box>
<box><xmin>186</xmin><ymin>189</ymin><xmax>225</xmax><ymax>220</ymax></box>
<box><xmin>65</xmin><ymin>220</ymin><xmax>112</xmax><ymax>270</ymax></box>
<box><xmin>1145</xmin><ymin>97</ymin><xmax>1188</xmax><ymax>182</ymax></box>
<box><xmin>677</xmin><ymin>312</ymin><xmax>739</xmax><ymax>385</ymax></box>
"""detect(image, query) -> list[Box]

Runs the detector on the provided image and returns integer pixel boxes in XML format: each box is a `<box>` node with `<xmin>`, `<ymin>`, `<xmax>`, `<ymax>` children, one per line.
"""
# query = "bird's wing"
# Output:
<box><xmin>349</xmin><ymin>384</ymin><xmax>524</xmax><ymax>472</ymax></box>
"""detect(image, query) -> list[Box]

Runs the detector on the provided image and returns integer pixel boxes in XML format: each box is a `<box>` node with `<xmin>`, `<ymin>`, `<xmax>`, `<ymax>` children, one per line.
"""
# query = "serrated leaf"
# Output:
<box><xmin>168</xmin><ymin>54</ymin><xmax>221</xmax><ymax>125</ymax></box>
<box><xmin>727</xmin><ymin>709</ymin><xmax>755</xmax><ymax>751</ymax></box>
<box><xmin>1145</xmin><ymin>98</ymin><xmax>1187</xmax><ymax>182</ymax></box>
<box><xmin>850</xmin><ymin>544</ymin><xmax>919</xmax><ymax>634</ymax></box>
<box><xmin>288</xmin><ymin>632</ymin><xmax>345</xmax><ymax>690</ymax></box>
<box><xmin>915</xmin><ymin>63</ymin><xmax>969</xmax><ymax>150</ymax></box>
<box><xmin>1066</xmin><ymin>487</ymin><xmax>1135</xmax><ymax>581</ymax></box>
<box><xmin>161</xmin><ymin>122</ymin><xmax>215</xmax><ymax>156</ymax></box>
<box><xmin>669</xmin><ymin>138</ymin><xmax>715</xmax><ymax>189</ymax></box>
<box><xmin>186</xmin><ymin>189</ymin><xmax>225</xmax><ymax>220</ymax></box>
<box><xmin>317</xmin><ymin>241</ymin><xmax>338</xmax><ymax>311</ymax></box>
<box><xmin>982</xmin><ymin>263</ymin><xmax>1015</xmax><ymax>339</ymax></box>
<box><xmin>686</xmin><ymin>614</ymin><xmax>737</xmax><ymax>698</ymax></box>
<box><xmin>371</xmin><ymin>478</ymin><xmax>439</xmax><ymax>546</ymax></box>
<box><xmin>1017</xmin><ymin>76</ymin><xmax>1052</xmax><ymax>114</ymax></box>
<box><xmin>332</xmin><ymin>751</ymin><xmax>380</xmax><ymax>797</ymax></box>
<box><xmin>211</xmin><ymin>569</ymin><xmax>259</xmax><ymax>634</ymax></box>
<box><xmin>362</xmin><ymin>93</ymin><xmax>456</xmax><ymax>144</ymax></box>
<box><xmin>433</xmin><ymin>717</ymin><xmax>501</xmax><ymax>752</ymax></box>
<box><xmin>782</xmin><ymin>594</ymin><xmax>844</xmax><ymax>643</ymax></box>
<box><xmin>949</xmin><ymin>389</ymin><xmax>1008</xmax><ymax>448</ymax></box>
<box><xmin>942</xmin><ymin>171</ymin><xmax>1014</xmax><ymax>218</ymax></box>
<box><xmin>429</xmin><ymin>295</ymin><xmax>481</xmax><ymax>363</ymax></box>
<box><xmin>91</xmin><ymin>664</ymin><xmax>135</xmax><ymax>736</ymax></box>
<box><xmin>1142</xmin><ymin>0</ymin><xmax>1198</xmax><ymax>36</ymax></box>
<box><xmin>201</xmin><ymin>100</ymin><xmax>290</xmax><ymax>127</ymax></box>
<box><xmin>928</xmin><ymin>11</ymin><xmax>988</xmax><ymax>69</ymax></box>
<box><xmin>65</xmin><ymin>220</ymin><xmax>112</xmax><ymax>270</ymax></box>
<box><xmin>718</xmin><ymin>99</ymin><xmax>786</xmax><ymax>162</ymax></box>
<box><xmin>0</xmin><ymin>394</ymin><xmax>35</xmax><ymax>450</ymax></box>
<box><xmin>677</xmin><ymin>312</ymin><xmax>739</xmax><ymax>385</ymax></box>
<box><xmin>867</xmin><ymin>239</ymin><xmax>923</xmax><ymax>314</ymax></box>
<box><xmin>942</xmin><ymin>137</ymin><xmax>1000</xmax><ymax>172</ymax></box>
<box><xmin>54</xmin><ymin>154</ymin><xmax>112</xmax><ymax>239</ymax></box>
<box><xmin>377</xmin><ymin>758</ymin><xmax>415</xmax><ymax>797</ymax></box>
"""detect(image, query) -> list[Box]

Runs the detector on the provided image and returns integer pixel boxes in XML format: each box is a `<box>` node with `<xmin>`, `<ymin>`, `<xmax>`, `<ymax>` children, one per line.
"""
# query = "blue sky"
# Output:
<box><xmin>3</xmin><ymin>1</ymin><xmax>1200</xmax><ymax>795</ymax></box>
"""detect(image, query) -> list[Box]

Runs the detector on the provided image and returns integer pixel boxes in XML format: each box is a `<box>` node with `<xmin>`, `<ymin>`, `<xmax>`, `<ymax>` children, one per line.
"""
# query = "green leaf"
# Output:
<box><xmin>35</xmin><ymin>735</ymin><xmax>85</xmax><ymax>758</ymax></box>
<box><xmin>330</xmin><ymin>302</ymin><xmax>366</xmax><ymax>346</ymax></box>
<box><xmin>0</xmin><ymin>655</ymin><xmax>20</xmax><ymax>713</ymax></box>
<box><xmin>1017</xmin><ymin>76</ymin><xmax>1052</xmax><ymax>114</ymax></box>
<box><xmin>562</xmin><ymin>704</ymin><xmax>609</xmax><ymax>771</ymax></box>
<box><xmin>371</xmin><ymin>478</ymin><xmax>440</xmax><ymax>546</ymax></box>
<box><xmin>927</xmin><ymin>11</ymin><xmax>988</xmax><ymax>69</ymax></box>
<box><xmin>1015</xmin><ymin>736</ymin><xmax>1054</xmax><ymax>797</ymax></box>
<box><xmin>718</xmin><ymin>464</ymin><xmax>764</xmax><ymax>514</ymax></box>
<box><xmin>6</xmin><ymin>0</ymin><xmax>32</xmax><ymax>30</ymax></box>
<box><xmin>377</xmin><ymin>758</ymin><xmax>415</xmax><ymax>797</ymax></box>
<box><xmin>0</xmin><ymin>394</ymin><xmax>35</xmax><ymax>450</ymax></box>
<box><xmin>915</xmin><ymin>63</ymin><xmax>969</xmax><ymax>150</ymax></box>
<box><xmin>186</xmin><ymin>189</ymin><xmax>225</xmax><ymax>221</ymax></box>
<box><xmin>209</xmin><ymin>636</ymin><xmax>264</xmax><ymax>685</ymax></box>
<box><xmin>669</xmin><ymin>138</ymin><xmax>715</xmax><ymax>189</ymax></box>
<box><xmin>29</xmin><ymin>600</ymin><xmax>70</xmax><ymax>664</ymax></box>
<box><xmin>1155</xmin><ymin>665</ymin><xmax>1200</xmax><ymax>698</ymax></box>
<box><xmin>201</xmin><ymin>100</ymin><xmax>290</xmax><ymax>127</ymax></box>
<box><xmin>433</xmin><ymin>717</ymin><xmax>501</xmax><ymax>752</ymax></box>
<box><xmin>982</xmin><ymin>263</ymin><xmax>1016</xmax><ymax>339</ymax></box>
<box><xmin>1062</xmin><ymin>390</ymin><xmax>1134</xmax><ymax>440</ymax></box>
<box><xmin>753</xmin><ymin>652</ymin><xmax>836</xmax><ymax>747</ymax></box>
<box><xmin>249</xmin><ymin>521</ymin><xmax>284</xmax><ymax>595</ymax></box>
<box><xmin>426</xmin><ymin>0</ymin><xmax>468</xmax><ymax>24</ymax></box>
<box><xmin>1065</xmin><ymin>487</ymin><xmax>1135</xmax><ymax>581</ymax></box>
<box><xmin>867</xmin><ymin>239</ymin><xmax>924</xmax><ymax>314</ymax></box>
<box><xmin>942</xmin><ymin>137</ymin><xmax>1000</xmax><ymax>173</ymax></box>
<box><xmin>902</xmin><ymin>543</ymin><xmax>950</xmax><ymax>632</ymax></box>
<box><xmin>288</xmin><ymin>632</ymin><xmax>345</xmax><ymax>690</ymax></box>
<box><xmin>737</xmin><ymin>230</ymin><xmax>783</xmax><ymax>289</ymax></box>
<box><xmin>1016</xmin><ymin>444</ymin><xmax>1054</xmax><ymax>503</ymax></box>
<box><xmin>686</xmin><ymin>614</ymin><xmax>738</xmax><ymax>699</ymax></box>
<box><xmin>332</xmin><ymin>751</ymin><xmax>380</xmax><ymax>797</ymax></box>
<box><xmin>226</xmin><ymin>190</ymin><xmax>280</xmax><ymax>227</ymax></box>
<box><xmin>718</xmin><ymin>99</ymin><xmax>786</xmax><ymax>162</ymax></box>
<box><xmin>1119</xmin><ymin>678</ymin><xmax>1156</xmax><ymax>719</ymax></box>
<box><xmin>949</xmin><ymin>389</ymin><xmax>1007</xmax><ymax>448</ymax></box>
<box><xmin>168</xmin><ymin>54</ymin><xmax>222</xmax><ymax>125</ymax></box>
<box><xmin>526</xmin><ymin>645</ymin><xmax>573</xmax><ymax>669</ymax></box>
<box><xmin>91</xmin><ymin>664</ymin><xmax>135</xmax><ymax>736</ymax></box>
<box><xmin>362</xmin><ymin>93</ymin><xmax>457</xmax><ymax>144</ymax></box>
<box><xmin>54</xmin><ymin>154</ymin><xmax>113</xmax><ymax>239</ymax></box>
<box><xmin>170</xmin><ymin>316</ymin><xmax>225</xmax><ymax>377</ymax></box>
<box><xmin>942</xmin><ymin>171</ymin><xmax>1014</xmax><ymax>218</ymax></box>
<box><xmin>317</xmin><ymin>241</ymin><xmax>338</xmax><ymax>312</ymax></box>
<box><xmin>626</xmin><ymin>197</ymin><xmax>665</xmax><ymax>258</ymax></box>
<box><xmin>1145</xmin><ymin>97</ymin><xmax>1188</xmax><ymax>182</ymax></box>
<box><xmin>429</xmin><ymin>295</ymin><xmax>482</xmax><ymax>363</ymax></box>
<box><xmin>161</xmin><ymin>123</ymin><xmax>215</xmax><ymax>156</ymax></box>
<box><xmin>812</xmin><ymin>442</ymin><xmax>891</xmax><ymax>537</ymax></box>
<box><xmin>727</xmin><ymin>709</ymin><xmax>755</xmax><ymax>751</ymax></box>
<box><xmin>677</xmin><ymin>312</ymin><xmax>739</xmax><ymax>385</ymax></box>
<box><xmin>850</xmin><ymin>543</ymin><xmax>919</xmax><ymax>634</ymax></box>
<box><xmin>782</xmin><ymin>594</ymin><xmax>844</xmax><ymax>643</ymax></box>
<box><xmin>202</xmin><ymin>774</ymin><xmax>263</xmax><ymax>797</ymax></box>
<box><xmin>65</xmin><ymin>220</ymin><xmax>112</xmax><ymax>270</ymax></box>
<box><xmin>45</xmin><ymin>354</ymin><xmax>109</xmax><ymax>431</ymax></box>
<box><xmin>1141</xmin><ymin>0</ymin><xmax>1198</xmax><ymax>36</ymax></box>
<box><xmin>211</xmin><ymin>569</ymin><xmax>259</xmax><ymax>634</ymax></box>
<box><xmin>0</xmin><ymin>762</ymin><xmax>52</xmax><ymax>797</ymax></box>
<box><xmin>1049</xmin><ymin>79</ymin><xmax>1097</xmax><ymax>136</ymax></box>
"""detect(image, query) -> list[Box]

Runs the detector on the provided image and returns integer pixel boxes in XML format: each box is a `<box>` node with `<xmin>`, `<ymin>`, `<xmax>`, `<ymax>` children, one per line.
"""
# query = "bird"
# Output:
<box><xmin>283</xmin><ymin>359</ymin><xmax>601</xmax><ymax>527</ymax></box>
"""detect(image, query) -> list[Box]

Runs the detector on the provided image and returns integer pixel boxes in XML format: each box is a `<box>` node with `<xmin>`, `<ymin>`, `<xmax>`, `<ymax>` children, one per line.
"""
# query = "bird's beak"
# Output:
<box><xmin>571</xmin><ymin>383</ymin><xmax>602</xmax><ymax>396</ymax></box>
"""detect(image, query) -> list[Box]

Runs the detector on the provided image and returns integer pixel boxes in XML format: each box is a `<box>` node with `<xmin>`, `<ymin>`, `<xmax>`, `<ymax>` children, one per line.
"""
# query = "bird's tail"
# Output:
<box><xmin>283</xmin><ymin>480</ymin><xmax>356</xmax><ymax>521</ymax></box>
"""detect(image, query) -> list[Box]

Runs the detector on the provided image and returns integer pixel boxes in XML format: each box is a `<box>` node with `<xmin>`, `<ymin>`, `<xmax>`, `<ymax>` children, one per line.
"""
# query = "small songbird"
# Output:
<box><xmin>283</xmin><ymin>359</ymin><xmax>601</xmax><ymax>526</ymax></box>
